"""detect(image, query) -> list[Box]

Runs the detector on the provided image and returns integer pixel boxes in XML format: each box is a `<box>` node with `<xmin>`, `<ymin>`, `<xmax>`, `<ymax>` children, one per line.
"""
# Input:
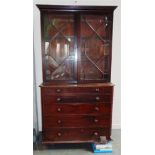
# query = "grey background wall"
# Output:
<box><xmin>33</xmin><ymin>0</ymin><xmax>121</xmax><ymax>131</ymax></box>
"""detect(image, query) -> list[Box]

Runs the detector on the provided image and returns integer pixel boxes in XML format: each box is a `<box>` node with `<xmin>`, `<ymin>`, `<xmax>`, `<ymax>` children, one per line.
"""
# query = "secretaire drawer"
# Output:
<box><xmin>43</xmin><ymin>115</ymin><xmax>110</xmax><ymax>128</ymax></box>
<box><xmin>43</xmin><ymin>94</ymin><xmax>112</xmax><ymax>103</ymax></box>
<box><xmin>42</xmin><ymin>103</ymin><xmax>112</xmax><ymax>115</ymax></box>
<box><xmin>41</xmin><ymin>86</ymin><xmax>113</xmax><ymax>95</ymax></box>
<box><xmin>42</xmin><ymin>127</ymin><xmax>108</xmax><ymax>142</ymax></box>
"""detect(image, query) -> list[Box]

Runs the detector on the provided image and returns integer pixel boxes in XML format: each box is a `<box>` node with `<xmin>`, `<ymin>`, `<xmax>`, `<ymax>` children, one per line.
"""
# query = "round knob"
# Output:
<box><xmin>105</xmin><ymin>16</ymin><xmax>108</xmax><ymax>21</ymax></box>
<box><xmin>94</xmin><ymin>132</ymin><xmax>99</xmax><ymax>136</ymax></box>
<box><xmin>57</xmin><ymin>108</ymin><xmax>61</xmax><ymax>112</ymax></box>
<box><xmin>96</xmin><ymin>96</ymin><xmax>100</xmax><ymax>101</ymax></box>
<box><xmin>57</xmin><ymin>98</ymin><xmax>61</xmax><ymax>102</ymax></box>
<box><xmin>57</xmin><ymin>132</ymin><xmax>62</xmax><ymax>137</ymax></box>
<box><xmin>56</xmin><ymin>89</ymin><xmax>61</xmax><ymax>93</ymax></box>
<box><xmin>94</xmin><ymin>106</ymin><xmax>99</xmax><ymax>111</ymax></box>
<box><xmin>94</xmin><ymin>119</ymin><xmax>99</xmax><ymax>123</ymax></box>
<box><xmin>57</xmin><ymin>120</ymin><xmax>61</xmax><ymax>124</ymax></box>
<box><xmin>95</xmin><ymin>88</ymin><xmax>100</xmax><ymax>92</ymax></box>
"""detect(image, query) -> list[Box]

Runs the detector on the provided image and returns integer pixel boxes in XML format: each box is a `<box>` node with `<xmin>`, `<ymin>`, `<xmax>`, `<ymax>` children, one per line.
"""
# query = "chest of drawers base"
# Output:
<box><xmin>40</xmin><ymin>83</ymin><xmax>114</xmax><ymax>144</ymax></box>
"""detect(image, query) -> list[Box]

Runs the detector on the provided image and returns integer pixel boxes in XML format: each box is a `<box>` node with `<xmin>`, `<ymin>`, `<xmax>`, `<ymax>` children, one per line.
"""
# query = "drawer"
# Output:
<box><xmin>43</xmin><ymin>94</ymin><xmax>112</xmax><ymax>103</ymax></box>
<box><xmin>43</xmin><ymin>115</ymin><xmax>110</xmax><ymax>128</ymax></box>
<box><xmin>42</xmin><ymin>103</ymin><xmax>112</xmax><ymax>115</ymax></box>
<box><xmin>42</xmin><ymin>127</ymin><xmax>108</xmax><ymax>142</ymax></box>
<box><xmin>42</xmin><ymin>86</ymin><xmax>113</xmax><ymax>95</ymax></box>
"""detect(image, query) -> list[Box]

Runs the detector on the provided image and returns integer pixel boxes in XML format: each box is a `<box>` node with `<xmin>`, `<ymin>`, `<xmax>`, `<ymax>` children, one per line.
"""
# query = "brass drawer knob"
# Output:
<box><xmin>95</xmin><ymin>88</ymin><xmax>100</xmax><ymax>92</ymax></box>
<box><xmin>57</xmin><ymin>108</ymin><xmax>61</xmax><ymax>112</ymax></box>
<box><xmin>94</xmin><ymin>119</ymin><xmax>99</xmax><ymax>123</ymax></box>
<box><xmin>56</xmin><ymin>89</ymin><xmax>61</xmax><ymax>93</ymax></box>
<box><xmin>94</xmin><ymin>132</ymin><xmax>99</xmax><ymax>136</ymax></box>
<box><xmin>96</xmin><ymin>96</ymin><xmax>100</xmax><ymax>101</ymax></box>
<box><xmin>57</xmin><ymin>120</ymin><xmax>61</xmax><ymax>124</ymax></box>
<box><xmin>57</xmin><ymin>98</ymin><xmax>61</xmax><ymax>102</ymax></box>
<box><xmin>94</xmin><ymin>107</ymin><xmax>99</xmax><ymax>111</ymax></box>
<box><xmin>57</xmin><ymin>132</ymin><xmax>62</xmax><ymax>137</ymax></box>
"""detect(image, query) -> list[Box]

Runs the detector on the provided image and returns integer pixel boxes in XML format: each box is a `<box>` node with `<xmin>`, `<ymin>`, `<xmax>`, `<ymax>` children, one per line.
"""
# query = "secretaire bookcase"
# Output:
<box><xmin>37</xmin><ymin>5</ymin><xmax>117</xmax><ymax>144</ymax></box>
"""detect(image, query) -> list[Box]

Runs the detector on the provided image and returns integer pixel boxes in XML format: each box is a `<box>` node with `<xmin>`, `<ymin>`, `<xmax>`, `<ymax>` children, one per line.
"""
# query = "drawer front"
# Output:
<box><xmin>43</xmin><ymin>94</ymin><xmax>112</xmax><ymax>103</ymax></box>
<box><xmin>42</xmin><ymin>86</ymin><xmax>113</xmax><ymax>95</ymax></box>
<box><xmin>43</xmin><ymin>115</ymin><xmax>110</xmax><ymax>128</ymax></box>
<box><xmin>42</xmin><ymin>103</ymin><xmax>112</xmax><ymax>115</ymax></box>
<box><xmin>42</xmin><ymin>127</ymin><xmax>108</xmax><ymax>142</ymax></box>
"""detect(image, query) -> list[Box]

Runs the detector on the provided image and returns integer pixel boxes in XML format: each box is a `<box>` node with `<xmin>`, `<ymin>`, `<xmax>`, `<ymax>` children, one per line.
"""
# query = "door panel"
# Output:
<box><xmin>43</xmin><ymin>14</ymin><xmax>77</xmax><ymax>82</ymax></box>
<box><xmin>79</xmin><ymin>15</ymin><xmax>112</xmax><ymax>82</ymax></box>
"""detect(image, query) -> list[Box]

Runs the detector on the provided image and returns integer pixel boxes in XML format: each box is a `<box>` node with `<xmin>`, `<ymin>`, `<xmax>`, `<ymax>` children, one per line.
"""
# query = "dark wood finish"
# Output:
<box><xmin>38</xmin><ymin>5</ymin><xmax>116</xmax><ymax>84</ymax></box>
<box><xmin>37</xmin><ymin>5</ymin><xmax>117</xmax><ymax>13</ymax></box>
<box><xmin>42</xmin><ymin>127</ymin><xmax>109</xmax><ymax>143</ymax></box>
<box><xmin>37</xmin><ymin>5</ymin><xmax>116</xmax><ymax>144</ymax></box>
<box><xmin>40</xmin><ymin>83</ymin><xmax>114</xmax><ymax>143</ymax></box>
<box><xmin>41</xmin><ymin>84</ymin><xmax>113</xmax><ymax>94</ymax></box>
<box><xmin>42</xmin><ymin>103</ymin><xmax>112</xmax><ymax>115</ymax></box>
<box><xmin>43</xmin><ymin>94</ymin><xmax>112</xmax><ymax>103</ymax></box>
<box><xmin>43</xmin><ymin>115</ymin><xmax>110</xmax><ymax>128</ymax></box>
<box><xmin>40</xmin><ymin>82</ymin><xmax>114</xmax><ymax>87</ymax></box>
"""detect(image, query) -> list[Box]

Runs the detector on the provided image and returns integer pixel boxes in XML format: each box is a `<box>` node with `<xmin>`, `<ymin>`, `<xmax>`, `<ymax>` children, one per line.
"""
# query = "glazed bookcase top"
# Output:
<box><xmin>37</xmin><ymin>5</ymin><xmax>116</xmax><ymax>84</ymax></box>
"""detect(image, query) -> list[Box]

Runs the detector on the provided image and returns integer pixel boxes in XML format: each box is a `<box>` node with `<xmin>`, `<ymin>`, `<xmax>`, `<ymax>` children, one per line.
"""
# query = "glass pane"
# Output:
<box><xmin>43</xmin><ymin>14</ymin><xmax>76</xmax><ymax>81</ymax></box>
<box><xmin>80</xmin><ymin>15</ymin><xmax>111</xmax><ymax>81</ymax></box>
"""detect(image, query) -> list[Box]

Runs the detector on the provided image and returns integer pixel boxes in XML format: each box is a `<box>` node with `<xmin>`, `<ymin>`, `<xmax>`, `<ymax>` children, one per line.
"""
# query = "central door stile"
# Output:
<box><xmin>75</xmin><ymin>13</ymin><xmax>81</xmax><ymax>83</ymax></box>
